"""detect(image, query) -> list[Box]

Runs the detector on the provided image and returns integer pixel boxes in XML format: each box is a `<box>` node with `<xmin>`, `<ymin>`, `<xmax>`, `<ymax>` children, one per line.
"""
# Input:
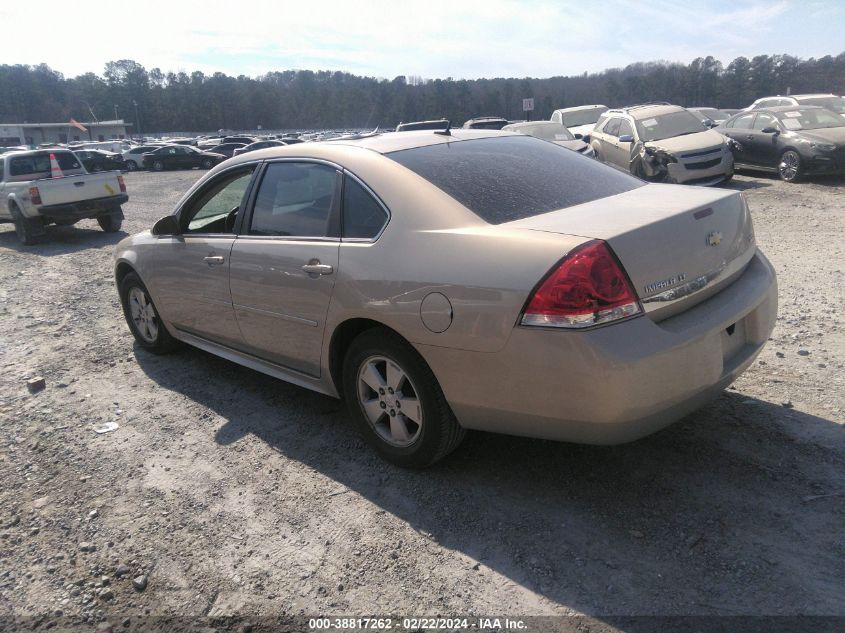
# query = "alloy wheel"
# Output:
<box><xmin>779</xmin><ymin>150</ymin><xmax>800</xmax><ymax>182</ymax></box>
<box><xmin>128</xmin><ymin>286</ymin><xmax>159</xmax><ymax>343</ymax></box>
<box><xmin>357</xmin><ymin>355</ymin><xmax>423</xmax><ymax>447</ymax></box>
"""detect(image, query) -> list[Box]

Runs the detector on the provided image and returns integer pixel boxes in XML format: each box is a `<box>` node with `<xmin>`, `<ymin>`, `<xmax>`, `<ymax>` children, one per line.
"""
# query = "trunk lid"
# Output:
<box><xmin>506</xmin><ymin>183</ymin><xmax>756</xmax><ymax>321</ymax></box>
<box><xmin>34</xmin><ymin>172</ymin><xmax>124</xmax><ymax>207</ymax></box>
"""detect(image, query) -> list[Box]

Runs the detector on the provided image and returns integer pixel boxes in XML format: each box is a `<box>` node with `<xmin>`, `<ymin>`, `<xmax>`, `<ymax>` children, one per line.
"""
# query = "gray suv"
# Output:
<box><xmin>590</xmin><ymin>103</ymin><xmax>734</xmax><ymax>186</ymax></box>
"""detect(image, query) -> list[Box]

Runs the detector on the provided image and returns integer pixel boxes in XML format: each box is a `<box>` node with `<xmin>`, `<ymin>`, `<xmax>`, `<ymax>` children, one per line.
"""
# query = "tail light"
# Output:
<box><xmin>521</xmin><ymin>240</ymin><xmax>642</xmax><ymax>329</ymax></box>
<box><xmin>117</xmin><ymin>175</ymin><xmax>127</xmax><ymax>193</ymax></box>
<box><xmin>29</xmin><ymin>186</ymin><xmax>42</xmax><ymax>205</ymax></box>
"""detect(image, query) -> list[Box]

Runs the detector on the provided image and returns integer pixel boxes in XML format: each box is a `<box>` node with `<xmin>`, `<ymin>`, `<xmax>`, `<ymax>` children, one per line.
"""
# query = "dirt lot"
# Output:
<box><xmin>0</xmin><ymin>168</ymin><xmax>843</xmax><ymax>631</ymax></box>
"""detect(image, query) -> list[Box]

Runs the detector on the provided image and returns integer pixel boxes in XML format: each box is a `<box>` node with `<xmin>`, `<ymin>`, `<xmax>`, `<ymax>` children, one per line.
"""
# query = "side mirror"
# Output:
<box><xmin>152</xmin><ymin>215</ymin><xmax>179</xmax><ymax>236</ymax></box>
<box><xmin>582</xmin><ymin>134</ymin><xmax>591</xmax><ymax>144</ymax></box>
<box><xmin>618</xmin><ymin>134</ymin><xmax>634</xmax><ymax>143</ymax></box>
<box><xmin>573</xmin><ymin>133</ymin><xmax>583</xmax><ymax>140</ymax></box>
<box><xmin>761</xmin><ymin>127</ymin><xmax>779</xmax><ymax>134</ymax></box>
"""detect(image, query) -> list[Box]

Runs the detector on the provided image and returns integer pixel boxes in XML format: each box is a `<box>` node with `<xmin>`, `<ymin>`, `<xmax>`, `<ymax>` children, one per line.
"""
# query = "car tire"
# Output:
<box><xmin>92</xmin><ymin>164</ymin><xmax>103</xmax><ymax>172</ymax></box>
<box><xmin>778</xmin><ymin>149</ymin><xmax>802</xmax><ymax>183</ymax></box>
<box><xmin>119</xmin><ymin>272</ymin><xmax>179</xmax><ymax>353</ymax></box>
<box><xmin>126</xmin><ymin>161</ymin><xmax>137</xmax><ymax>171</ymax></box>
<box><xmin>342</xmin><ymin>329</ymin><xmax>465</xmax><ymax>468</ymax></box>
<box><xmin>200</xmin><ymin>158</ymin><xmax>213</xmax><ymax>169</ymax></box>
<box><xmin>10</xmin><ymin>204</ymin><xmax>45</xmax><ymax>245</ymax></box>
<box><xmin>97</xmin><ymin>212</ymin><xmax>123</xmax><ymax>233</ymax></box>
<box><xmin>152</xmin><ymin>161</ymin><xmax>164</xmax><ymax>172</ymax></box>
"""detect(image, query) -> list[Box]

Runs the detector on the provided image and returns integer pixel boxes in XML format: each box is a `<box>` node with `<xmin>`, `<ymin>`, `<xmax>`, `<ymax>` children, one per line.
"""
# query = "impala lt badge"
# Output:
<box><xmin>644</xmin><ymin>273</ymin><xmax>687</xmax><ymax>295</ymax></box>
<box><xmin>707</xmin><ymin>231</ymin><xmax>723</xmax><ymax>246</ymax></box>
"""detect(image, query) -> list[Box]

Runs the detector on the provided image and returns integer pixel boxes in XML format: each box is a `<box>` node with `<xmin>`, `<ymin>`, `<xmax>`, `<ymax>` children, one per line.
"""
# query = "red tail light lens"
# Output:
<box><xmin>29</xmin><ymin>186</ymin><xmax>42</xmax><ymax>205</ymax></box>
<box><xmin>117</xmin><ymin>175</ymin><xmax>127</xmax><ymax>193</ymax></box>
<box><xmin>521</xmin><ymin>240</ymin><xmax>642</xmax><ymax>329</ymax></box>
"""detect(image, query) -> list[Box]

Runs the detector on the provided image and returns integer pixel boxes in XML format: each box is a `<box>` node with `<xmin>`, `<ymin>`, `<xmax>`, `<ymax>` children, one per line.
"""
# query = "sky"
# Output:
<box><xmin>1</xmin><ymin>0</ymin><xmax>843</xmax><ymax>80</ymax></box>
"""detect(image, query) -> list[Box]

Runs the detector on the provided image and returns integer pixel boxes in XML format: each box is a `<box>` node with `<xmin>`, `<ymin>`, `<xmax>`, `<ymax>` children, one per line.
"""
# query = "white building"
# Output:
<box><xmin>0</xmin><ymin>120</ymin><xmax>131</xmax><ymax>147</ymax></box>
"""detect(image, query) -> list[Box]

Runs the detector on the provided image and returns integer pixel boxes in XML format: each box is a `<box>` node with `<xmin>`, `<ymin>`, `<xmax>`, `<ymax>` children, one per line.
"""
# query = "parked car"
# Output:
<box><xmin>717</xmin><ymin>105</ymin><xmax>845</xmax><ymax>182</ymax></box>
<box><xmin>1</xmin><ymin>149</ymin><xmax>127</xmax><ymax>244</ymax></box>
<box><xmin>396</xmin><ymin>119</ymin><xmax>450</xmax><ymax>132</ymax></box>
<box><xmin>113</xmin><ymin>130</ymin><xmax>776</xmax><ymax>467</ymax></box>
<box><xmin>278</xmin><ymin>137</ymin><xmax>305</xmax><ymax>145</ymax></box>
<box><xmin>744</xmin><ymin>93</ymin><xmax>845</xmax><ymax>115</ymax></box>
<box><xmin>232</xmin><ymin>140</ymin><xmax>287</xmax><ymax>157</ymax></box>
<box><xmin>462</xmin><ymin>117</ymin><xmax>509</xmax><ymax>130</ymax></box>
<box><xmin>501</xmin><ymin>121</ymin><xmax>595</xmax><ymax>157</ymax></box>
<box><xmin>72</xmin><ymin>149</ymin><xmax>127</xmax><ymax>172</ymax></box>
<box><xmin>590</xmin><ymin>104</ymin><xmax>734</xmax><ymax>185</ymax></box>
<box><xmin>122</xmin><ymin>145</ymin><xmax>161</xmax><ymax>170</ymax></box>
<box><xmin>142</xmin><ymin>145</ymin><xmax>226</xmax><ymax>171</ymax></box>
<box><xmin>688</xmin><ymin>107</ymin><xmax>733</xmax><ymax>127</ymax></box>
<box><xmin>208</xmin><ymin>143</ymin><xmax>247</xmax><ymax>158</ymax></box>
<box><xmin>223</xmin><ymin>136</ymin><xmax>258</xmax><ymax>145</ymax></box>
<box><xmin>551</xmin><ymin>105</ymin><xmax>609</xmax><ymax>138</ymax></box>
<box><xmin>72</xmin><ymin>141</ymin><xmax>133</xmax><ymax>154</ymax></box>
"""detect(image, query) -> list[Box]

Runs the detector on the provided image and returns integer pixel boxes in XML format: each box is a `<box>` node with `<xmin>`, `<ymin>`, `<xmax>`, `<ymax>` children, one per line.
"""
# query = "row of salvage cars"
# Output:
<box><xmin>114</xmin><ymin>125</ymin><xmax>779</xmax><ymax>466</ymax></box>
<box><xmin>549</xmin><ymin>93</ymin><xmax>845</xmax><ymax>183</ymax></box>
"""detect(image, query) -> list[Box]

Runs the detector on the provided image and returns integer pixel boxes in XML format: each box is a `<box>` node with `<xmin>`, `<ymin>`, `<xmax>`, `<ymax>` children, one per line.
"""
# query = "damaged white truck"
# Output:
<box><xmin>0</xmin><ymin>149</ymin><xmax>128</xmax><ymax>244</ymax></box>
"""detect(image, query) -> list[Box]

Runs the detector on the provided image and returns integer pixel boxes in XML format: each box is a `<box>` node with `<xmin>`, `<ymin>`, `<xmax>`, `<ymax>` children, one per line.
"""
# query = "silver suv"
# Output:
<box><xmin>590</xmin><ymin>103</ymin><xmax>734</xmax><ymax>186</ymax></box>
<box><xmin>744</xmin><ymin>93</ymin><xmax>845</xmax><ymax>114</ymax></box>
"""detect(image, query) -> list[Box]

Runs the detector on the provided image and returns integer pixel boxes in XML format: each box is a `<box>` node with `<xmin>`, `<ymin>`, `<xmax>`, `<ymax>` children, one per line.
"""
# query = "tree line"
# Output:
<box><xmin>1</xmin><ymin>53</ymin><xmax>843</xmax><ymax>134</ymax></box>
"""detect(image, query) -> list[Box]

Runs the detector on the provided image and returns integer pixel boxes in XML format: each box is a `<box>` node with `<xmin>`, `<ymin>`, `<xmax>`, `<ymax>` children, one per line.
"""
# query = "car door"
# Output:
<box><xmin>723</xmin><ymin>112</ymin><xmax>757</xmax><ymax>164</ymax></box>
<box><xmin>149</xmin><ymin>165</ymin><xmax>257</xmax><ymax>347</ymax></box>
<box><xmin>612</xmin><ymin>118</ymin><xmax>635</xmax><ymax>169</ymax></box>
<box><xmin>599</xmin><ymin>117</ymin><xmax>628</xmax><ymax>169</ymax></box>
<box><xmin>747</xmin><ymin>112</ymin><xmax>782</xmax><ymax>168</ymax></box>
<box><xmin>228</xmin><ymin>160</ymin><xmax>342</xmax><ymax>377</ymax></box>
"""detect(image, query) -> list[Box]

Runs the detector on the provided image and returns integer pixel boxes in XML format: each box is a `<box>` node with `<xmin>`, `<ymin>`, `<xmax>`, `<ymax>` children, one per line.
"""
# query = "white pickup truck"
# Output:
<box><xmin>0</xmin><ymin>149</ymin><xmax>128</xmax><ymax>244</ymax></box>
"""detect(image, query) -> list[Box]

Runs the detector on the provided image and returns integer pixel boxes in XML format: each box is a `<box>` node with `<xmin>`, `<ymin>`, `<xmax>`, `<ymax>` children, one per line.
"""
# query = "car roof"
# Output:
<box><xmin>220</xmin><ymin>129</ymin><xmax>516</xmax><ymax>168</ymax></box>
<box><xmin>607</xmin><ymin>104</ymin><xmax>683</xmax><ymax>119</ymax></box>
<box><xmin>553</xmin><ymin>104</ymin><xmax>607</xmax><ymax>113</ymax></box>
<box><xmin>757</xmin><ymin>105</ymin><xmax>826</xmax><ymax>113</ymax></box>
<box><xmin>502</xmin><ymin>121</ymin><xmax>560</xmax><ymax>129</ymax></box>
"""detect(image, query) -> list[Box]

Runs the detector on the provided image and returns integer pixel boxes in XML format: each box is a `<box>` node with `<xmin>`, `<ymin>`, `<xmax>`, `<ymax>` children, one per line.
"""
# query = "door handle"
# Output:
<box><xmin>203</xmin><ymin>255</ymin><xmax>225</xmax><ymax>266</ymax></box>
<box><xmin>302</xmin><ymin>262</ymin><xmax>334</xmax><ymax>275</ymax></box>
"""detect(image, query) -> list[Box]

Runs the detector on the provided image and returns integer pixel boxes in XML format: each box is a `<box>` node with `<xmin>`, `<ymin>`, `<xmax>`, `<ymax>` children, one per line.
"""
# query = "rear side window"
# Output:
<box><xmin>9</xmin><ymin>152</ymin><xmax>82</xmax><ymax>176</ymax></box>
<box><xmin>388</xmin><ymin>136</ymin><xmax>644</xmax><ymax>225</ymax></box>
<box><xmin>342</xmin><ymin>176</ymin><xmax>388</xmax><ymax>239</ymax></box>
<box><xmin>603</xmin><ymin>118</ymin><xmax>621</xmax><ymax>136</ymax></box>
<box><xmin>732</xmin><ymin>113</ymin><xmax>755</xmax><ymax>129</ymax></box>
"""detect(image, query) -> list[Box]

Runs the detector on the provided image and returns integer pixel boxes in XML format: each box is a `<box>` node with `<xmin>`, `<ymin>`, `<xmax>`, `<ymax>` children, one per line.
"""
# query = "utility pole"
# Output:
<box><xmin>133</xmin><ymin>100</ymin><xmax>141</xmax><ymax>137</ymax></box>
<box><xmin>114</xmin><ymin>104</ymin><xmax>119</xmax><ymax>120</ymax></box>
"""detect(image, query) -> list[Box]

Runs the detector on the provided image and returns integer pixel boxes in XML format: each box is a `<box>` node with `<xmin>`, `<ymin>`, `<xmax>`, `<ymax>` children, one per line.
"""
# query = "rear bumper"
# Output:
<box><xmin>419</xmin><ymin>250</ymin><xmax>777</xmax><ymax>444</ymax></box>
<box><xmin>36</xmin><ymin>194</ymin><xmax>128</xmax><ymax>220</ymax></box>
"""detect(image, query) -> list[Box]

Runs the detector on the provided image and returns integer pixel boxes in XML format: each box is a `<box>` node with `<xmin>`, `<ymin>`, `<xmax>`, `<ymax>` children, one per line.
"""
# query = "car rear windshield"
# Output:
<box><xmin>561</xmin><ymin>107</ymin><xmax>607</xmax><ymax>127</ymax></box>
<box><xmin>512</xmin><ymin>122</ymin><xmax>575</xmax><ymax>141</ymax></box>
<box><xmin>387</xmin><ymin>136</ymin><xmax>644</xmax><ymax>224</ymax></box>
<box><xmin>9</xmin><ymin>152</ymin><xmax>83</xmax><ymax>177</ymax></box>
<box><xmin>796</xmin><ymin>97</ymin><xmax>845</xmax><ymax>114</ymax></box>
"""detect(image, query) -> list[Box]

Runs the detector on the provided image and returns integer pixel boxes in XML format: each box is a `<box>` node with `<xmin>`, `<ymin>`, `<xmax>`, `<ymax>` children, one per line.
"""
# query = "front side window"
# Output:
<box><xmin>752</xmin><ymin>113</ymin><xmax>778</xmax><ymax>131</ymax></box>
<box><xmin>618</xmin><ymin>119</ymin><xmax>634</xmax><ymax>138</ymax></box>
<box><xmin>183</xmin><ymin>168</ymin><xmax>255</xmax><ymax>234</ymax></box>
<box><xmin>343</xmin><ymin>176</ymin><xmax>388</xmax><ymax>239</ymax></box>
<box><xmin>732</xmin><ymin>113</ymin><xmax>756</xmax><ymax>129</ymax></box>
<box><xmin>249</xmin><ymin>162</ymin><xmax>339</xmax><ymax>237</ymax></box>
<box><xmin>602</xmin><ymin>118</ymin><xmax>621</xmax><ymax>137</ymax></box>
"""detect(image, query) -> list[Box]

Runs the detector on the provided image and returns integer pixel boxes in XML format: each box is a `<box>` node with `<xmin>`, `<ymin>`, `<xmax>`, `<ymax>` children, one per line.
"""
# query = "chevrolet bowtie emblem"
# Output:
<box><xmin>707</xmin><ymin>231</ymin><xmax>722</xmax><ymax>246</ymax></box>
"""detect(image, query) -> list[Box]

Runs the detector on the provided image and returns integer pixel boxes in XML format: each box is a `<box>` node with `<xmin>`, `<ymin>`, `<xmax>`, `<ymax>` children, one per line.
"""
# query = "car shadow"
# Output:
<box><xmin>0</xmin><ymin>224</ymin><xmax>126</xmax><ymax>255</ymax></box>
<box><xmin>134</xmin><ymin>344</ymin><xmax>845</xmax><ymax>620</ymax></box>
<box><xmin>720</xmin><ymin>176</ymin><xmax>773</xmax><ymax>191</ymax></box>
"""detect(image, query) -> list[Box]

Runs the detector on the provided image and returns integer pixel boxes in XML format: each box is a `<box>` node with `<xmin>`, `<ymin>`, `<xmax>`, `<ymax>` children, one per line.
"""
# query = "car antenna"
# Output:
<box><xmin>434</xmin><ymin>120</ymin><xmax>452</xmax><ymax>136</ymax></box>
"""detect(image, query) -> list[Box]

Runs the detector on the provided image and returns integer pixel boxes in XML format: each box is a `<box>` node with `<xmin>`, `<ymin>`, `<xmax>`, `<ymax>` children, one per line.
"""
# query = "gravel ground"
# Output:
<box><xmin>0</xmin><ymin>169</ymin><xmax>843</xmax><ymax>631</ymax></box>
